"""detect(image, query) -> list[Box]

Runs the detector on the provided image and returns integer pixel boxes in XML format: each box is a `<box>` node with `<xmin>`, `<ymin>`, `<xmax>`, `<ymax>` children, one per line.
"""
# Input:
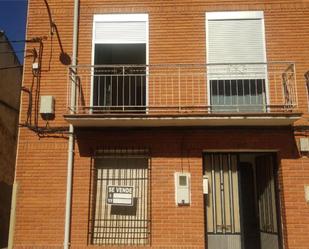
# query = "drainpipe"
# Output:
<box><xmin>64</xmin><ymin>1</ymin><xmax>79</xmax><ymax>249</ymax></box>
<box><xmin>8</xmin><ymin>182</ymin><xmax>18</xmax><ymax>249</ymax></box>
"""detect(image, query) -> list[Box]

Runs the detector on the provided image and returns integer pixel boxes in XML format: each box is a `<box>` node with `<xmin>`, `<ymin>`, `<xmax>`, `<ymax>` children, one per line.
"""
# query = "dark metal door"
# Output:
<box><xmin>255</xmin><ymin>155</ymin><xmax>280</xmax><ymax>249</ymax></box>
<box><xmin>204</xmin><ymin>153</ymin><xmax>242</xmax><ymax>249</ymax></box>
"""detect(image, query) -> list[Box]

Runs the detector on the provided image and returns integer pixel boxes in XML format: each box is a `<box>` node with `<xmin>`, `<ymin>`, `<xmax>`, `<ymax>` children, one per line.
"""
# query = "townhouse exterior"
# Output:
<box><xmin>0</xmin><ymin>31</ymin><xmax>22</xmax><ymax>249</ymax></box>
<box><xmin>12</xmin><ymin>1</ymin><xmax>309</xmax><ymax>249</ymax></box>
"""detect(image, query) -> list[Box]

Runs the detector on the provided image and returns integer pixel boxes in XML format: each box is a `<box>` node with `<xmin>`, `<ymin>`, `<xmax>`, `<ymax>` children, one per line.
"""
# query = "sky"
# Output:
<box><xmin>0</xmin><ymin>0</ymin><xmax>28</xmax><ymax>64</ymax></box>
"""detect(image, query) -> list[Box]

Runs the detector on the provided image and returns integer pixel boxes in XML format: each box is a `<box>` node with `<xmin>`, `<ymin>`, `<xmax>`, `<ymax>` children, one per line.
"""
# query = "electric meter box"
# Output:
<box><xmin>299</xmin><ymin>137</ymin><xmax>309</xmax><ymax>152</ymax></box>
<box><xmin>203</xmin><ymin>175</ymin><xmax>209</xmax><ymax>194</ymax></box>
<box><xmin>305</xmin><ymin>185</ymin><xmax>309</xmax><ymax>204</ymax></box>
<box><xmin>32</xmin><ymin>62</ymin><xmax>39</xmax><ymax>70</ymax></box>
<box><xmin>40</xmin><ymin>96</ymin><xmax>55</xmax><ymax>119</ymax></box>
<box><xmin>175</xmin><ymin>172</ymin><xmax>191</xmax><ymax>206</ymax></box>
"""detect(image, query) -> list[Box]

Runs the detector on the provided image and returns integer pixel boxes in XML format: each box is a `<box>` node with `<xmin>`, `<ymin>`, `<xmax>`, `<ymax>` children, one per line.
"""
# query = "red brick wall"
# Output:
<box><xmin>69</xmin><ymin>127</ymin><xmax>307</xmax><ymax>249</ymax></box>
<box><xmin>14</xmin><ymin>0</ymin><xmax>309</xmax><ymax>248</ymax></box>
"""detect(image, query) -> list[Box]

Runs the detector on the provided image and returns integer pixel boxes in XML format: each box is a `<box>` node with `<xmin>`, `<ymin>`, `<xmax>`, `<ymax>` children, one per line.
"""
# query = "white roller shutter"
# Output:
<box><xmin>94</xmin><ymin>14</ymin><xmax>148</xmax><ymax>44</ymax></box>
<box><xmin>95</xmin><ymin>21</ymin><xmax>147</xmax><ymax>44</ymax></box>
<box><xmin>206</xmin><ymin>12</ymin><xmax>266</xmax><ymax>80</ymax></box>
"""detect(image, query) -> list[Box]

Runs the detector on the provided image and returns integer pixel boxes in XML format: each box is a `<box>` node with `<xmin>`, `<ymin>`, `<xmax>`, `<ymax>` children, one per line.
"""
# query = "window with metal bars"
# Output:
<box><xmin>210</xmin><ymin>79</ymin><xmax>266</xmax><ymax>112</ymax></box>
<box><xmin>89</xmin><ymin>149</ymin><xmax>151</xmax><ymax>245</ymax></box>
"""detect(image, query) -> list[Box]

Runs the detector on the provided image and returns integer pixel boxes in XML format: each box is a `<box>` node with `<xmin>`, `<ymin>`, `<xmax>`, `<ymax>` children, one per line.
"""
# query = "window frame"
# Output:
<box><xmin>205</xmin><ymin>11</ymin><xmax>269</xmax><ymax>111</ymax></box>
<box><xmin>89</xmin><ymin>149</ymin><xmax>151</xmax><ymax>245</ymax></box>
<box><xmin>90</xmin><ymin>13</ymin><xmax>149</xmax><ymax>109</ymax></box>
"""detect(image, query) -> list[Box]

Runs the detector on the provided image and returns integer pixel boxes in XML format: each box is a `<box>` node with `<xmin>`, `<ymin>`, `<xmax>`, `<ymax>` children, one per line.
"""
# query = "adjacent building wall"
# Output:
<box><xmin>0</xmin><ymin>31</ymin><xmax>22</xmax><ymax>248</ymax></box>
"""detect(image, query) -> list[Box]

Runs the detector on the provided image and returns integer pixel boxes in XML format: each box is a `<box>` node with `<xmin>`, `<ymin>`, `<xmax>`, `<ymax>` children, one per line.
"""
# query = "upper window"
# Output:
<box><xmin>92</xmin><ymin>14</ymin><xmax>148</xmax><ymax>112</ymax></box>
<box><xmin>206</xmin><ymin>11</ymin><xmax>268</xmax><ymax>112</ymax></box>
<box><xmin>93</xmin><ymin>14</ymin><xmax>148</xmax><ymax>44</ymax></box>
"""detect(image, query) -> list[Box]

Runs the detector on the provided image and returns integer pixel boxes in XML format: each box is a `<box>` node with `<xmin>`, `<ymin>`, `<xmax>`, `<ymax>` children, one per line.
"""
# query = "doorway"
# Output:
<box><xmin>203</xmin><ymin>153</ymin><xmax>282</xmax><ymax>249</ymax></box>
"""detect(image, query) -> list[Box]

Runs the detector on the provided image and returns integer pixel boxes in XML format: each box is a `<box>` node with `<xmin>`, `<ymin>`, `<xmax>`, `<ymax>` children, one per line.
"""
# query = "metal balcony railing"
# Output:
<box><xmin>67</xmin><ymin>63</ymin><xmax>298</xmax><ymax>115</ymax></box>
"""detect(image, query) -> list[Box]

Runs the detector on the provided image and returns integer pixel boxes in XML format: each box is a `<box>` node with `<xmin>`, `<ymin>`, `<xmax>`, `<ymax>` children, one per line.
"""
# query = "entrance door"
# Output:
<box><xmin>204</xmin><ymin>153</ymin><xmax>242</xmax><ymax>249</ymax></box>
<box><xmin>255</xmin><ymin>155</ymin><xmax>280</xmax><ymax>249</ymax></box>
<box><xmin>239</xmin><ymin>162</ymin><xmax>261</xmax><ymax>249</ymax></box>
<box><xmin>204</xmin><ymin>153</ymin><xmax>281</xmax><ymax>249</ymax></box>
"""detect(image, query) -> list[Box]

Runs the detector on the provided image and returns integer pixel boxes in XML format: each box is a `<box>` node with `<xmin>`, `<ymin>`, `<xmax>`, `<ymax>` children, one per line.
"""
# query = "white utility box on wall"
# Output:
<box><xmin>40</xmin><ymin>96</ymin><xmax>55</xmax><ymax>120</ymax></box>
<box><xmin>175</xmin><ymin>172</ymin><xmax>191</xmax><ymax>206</ymax></box>
<box><xmin>305</xmin><ymin>185</ymin><xmax>309</xmax><ymax>204</ymax></box>
<box><xmin>299</xmin><ymin>137</ymin><xmax>309</xmax><ymax>152</ymax></box>
<box><xmin>203</xmin><ymin>175</ymin><xmax>209</xmax><ymax>194</ymax></box>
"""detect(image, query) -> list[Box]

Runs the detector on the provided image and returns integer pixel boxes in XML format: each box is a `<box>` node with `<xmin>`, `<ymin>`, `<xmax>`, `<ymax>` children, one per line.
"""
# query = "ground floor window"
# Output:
<box><xmin>89</xmin><ymin>149</ymin><xmax>150</xmax><ymax>245</ymax></box>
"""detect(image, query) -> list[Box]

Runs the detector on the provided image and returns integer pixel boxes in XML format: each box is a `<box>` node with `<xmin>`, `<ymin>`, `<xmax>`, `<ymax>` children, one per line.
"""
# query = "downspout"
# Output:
<box><xmin>64</xmin><ymin>1</ymin><xmax>79</xmax><ymax>249</ymax></box>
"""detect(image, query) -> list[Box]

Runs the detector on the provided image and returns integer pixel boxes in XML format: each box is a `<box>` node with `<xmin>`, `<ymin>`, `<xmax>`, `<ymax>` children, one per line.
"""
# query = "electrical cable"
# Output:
<box><xmin>43</xmin><ymin>0</ymin><xmax>55</xmax><ymax>35</ymax></box>
<box><xmin>27</xmin><ymin>71</ymin><xmax>70</xmax><ymax>134</ymax></box>
<box><xmin>19</xmin><ymin>123</ymin><xmax>70</xmax><ymax>133</ymax></box>
<box><xmin>19</xmin><ymin>45</ymin><xmax>70</xmax><ymax>137</ymax></box>
<box><xmin>14</xmin><ymin>0</ymin><xmax>70</xmax><ymax>137</ymax></box>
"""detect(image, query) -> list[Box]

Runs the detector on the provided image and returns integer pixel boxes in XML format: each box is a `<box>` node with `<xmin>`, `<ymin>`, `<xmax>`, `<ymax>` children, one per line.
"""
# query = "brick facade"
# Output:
<box><xmin>13</xmin><ymin>0</ymin><xmax>309</xmax><ymax>248</ymax></box>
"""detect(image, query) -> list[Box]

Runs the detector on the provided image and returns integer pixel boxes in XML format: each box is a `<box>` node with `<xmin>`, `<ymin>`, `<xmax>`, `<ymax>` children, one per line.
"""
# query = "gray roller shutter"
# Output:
<box><xmin>207</xmin><ymin>14</ymin><xmax>266</xmax><ymax>80</ymax></box>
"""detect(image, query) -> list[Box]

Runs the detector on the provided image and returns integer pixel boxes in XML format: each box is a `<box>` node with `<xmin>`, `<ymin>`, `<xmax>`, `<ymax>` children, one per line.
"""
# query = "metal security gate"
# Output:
<box><xmin>204</xmin><ymin>153</ymin><xmax>242</xmax><ymax>249</ymax></box>
<box><xmin>204</xmin><ymin>153</ymin><xmax>282</xmax><ymax>249</ymax></box>
<box><xmin>256</xmin><ymin>155</ymin><xmax>280</xmax><ymax>249</ymax></box>
<box><xmin>89</xmin><ymin>149</ymin><xmax>150</xmax><ymax>245</ymax></box>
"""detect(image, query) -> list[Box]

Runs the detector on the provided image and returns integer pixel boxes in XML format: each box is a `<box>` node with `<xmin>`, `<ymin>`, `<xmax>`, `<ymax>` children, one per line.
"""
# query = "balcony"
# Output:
<box><xmin>64</xmin><ymin>63</ymin><xmax>301</xmax><ymax>127</ymax></box>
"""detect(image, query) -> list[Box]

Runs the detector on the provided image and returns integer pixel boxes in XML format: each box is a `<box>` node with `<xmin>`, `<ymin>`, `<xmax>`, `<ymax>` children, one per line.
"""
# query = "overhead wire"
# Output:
<box><xmin>0</xmin><ymin>37</ymin><xmax>47</xmax><ymax>44</ymax></box>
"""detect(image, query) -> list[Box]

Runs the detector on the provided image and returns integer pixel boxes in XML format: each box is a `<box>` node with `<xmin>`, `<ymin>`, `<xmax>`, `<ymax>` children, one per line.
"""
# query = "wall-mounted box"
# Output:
<box><xmin>175</xmin><ymin>172</ymin><xmax>191</xmax><ymax>206</ymax></box>
<box><xmin>305</xmin><ymin>185</ymin><xmax>309</xmax><ymax>204</ymax></box>
<box><xmin>40</xmin><ymin>96</ymin><xmax>55</xmax><ymax>120</ymax></box>
<box><xmin>299</xmin><ymin>137</ymin><xmax>309</xmax><ymax>152</ymax></box>
<box><xmin>203</xmin><ymin>175</ymin><xmax>208</xmax><ymax>194</ymax></box>
<box><xmin>32</xmin><ymin>62</ymin><xmax>39</xmax><ymax>70</ymax></box>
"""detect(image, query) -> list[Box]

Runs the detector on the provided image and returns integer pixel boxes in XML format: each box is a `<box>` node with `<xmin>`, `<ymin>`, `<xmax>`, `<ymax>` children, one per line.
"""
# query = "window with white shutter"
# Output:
<box><xmin>91</xmin><ymin>14</ymin><xmax>148</xmax><ymax>112</ymax></box>
<box><xmin>94</xmin><ymin>15</ymin><xmax>148</xmax><ymax>44</ymax></box>
<box><xmin>206</xmin><ymin>11</ymin><xmax>268</xmax><ymax>112</ymax></box>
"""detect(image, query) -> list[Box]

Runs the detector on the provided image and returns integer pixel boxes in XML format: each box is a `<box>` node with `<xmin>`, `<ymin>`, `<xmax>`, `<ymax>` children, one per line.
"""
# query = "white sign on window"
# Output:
<box><xmin>107</xmin><ymin>185</ymin><xmax>134</xmax><ymax>206</ymax></box>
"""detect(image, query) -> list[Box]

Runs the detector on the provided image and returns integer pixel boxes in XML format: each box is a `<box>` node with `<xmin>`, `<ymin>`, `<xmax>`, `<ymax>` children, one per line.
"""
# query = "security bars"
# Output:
<box><xmin>89</xmin><ymin>149</ymin><xmax>151</xmax><ymax>245</ymax></box>
<box><xmin>204</xmin><ymin>153</ymin><xmax>241</xmax><ymax>235</ymax></box>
